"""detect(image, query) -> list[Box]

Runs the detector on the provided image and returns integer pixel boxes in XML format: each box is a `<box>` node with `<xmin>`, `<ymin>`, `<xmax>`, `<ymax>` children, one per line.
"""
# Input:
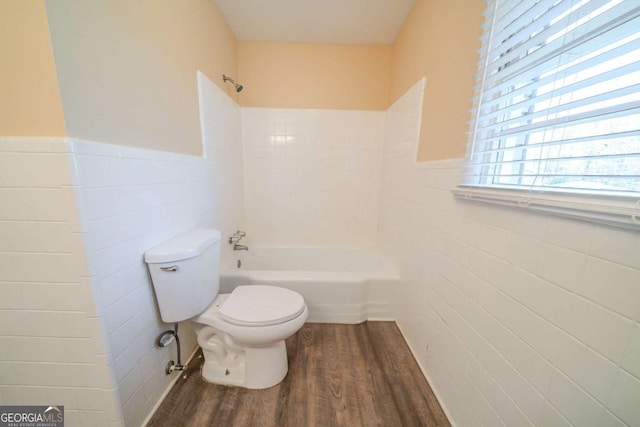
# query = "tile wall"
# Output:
<box><xmin>0</xmin><ymin>138</ymin><xmax>123</xmax><ymax>426</ymax></box>
<box><xmin>242</xmin><ymin>108</ymin><xmax>384</xmax><ymax>248</ymax></box>
<box><xmin>69</xmin><ymin>72</ymin><xmax>244</xmax><ymax>426</ymax></box>
<box><xmin>70</xmin><ymin>140</ymin><xmax>207</xmax><ymax>426</ymax></box>
<box><xmin>379</xmin><ymin>80</ymin><xmax>640</xmax><ymax>427</ymax></box>
<box><xmin>0</xmin><ymin>72</ymin><xmax>244</xmax><ymax>427</ymax></box>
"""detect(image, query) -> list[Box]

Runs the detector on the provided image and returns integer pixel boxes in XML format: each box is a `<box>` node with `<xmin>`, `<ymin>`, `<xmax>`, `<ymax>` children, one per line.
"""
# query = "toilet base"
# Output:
<box><xmin>198</xmin><ymin>327</ymin><xmax>288</xmax><ymax>389</ymax></box>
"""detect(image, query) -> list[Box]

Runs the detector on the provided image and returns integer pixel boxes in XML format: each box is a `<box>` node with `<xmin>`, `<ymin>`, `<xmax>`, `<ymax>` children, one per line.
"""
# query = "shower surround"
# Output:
<box><xmin>242</xmin><ymin>107</ymin><xmax>385</xmax><ymax>248</ymax></box>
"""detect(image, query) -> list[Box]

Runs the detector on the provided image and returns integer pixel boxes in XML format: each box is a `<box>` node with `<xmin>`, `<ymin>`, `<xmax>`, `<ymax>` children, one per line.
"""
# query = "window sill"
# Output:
<box><xmin>452</xmin><ymin>185</ymin><xmax>640</xmax><ymax>231</ymax></box>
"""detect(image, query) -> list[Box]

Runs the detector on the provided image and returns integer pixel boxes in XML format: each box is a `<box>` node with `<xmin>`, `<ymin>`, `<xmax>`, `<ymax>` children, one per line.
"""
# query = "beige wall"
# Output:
<box><xmin>2</xmin><ymin>0</ymin><xmax>481</xmax><ymax>155</ymax></box>
<box><xmin>238</xmin><ymin>42</ymin><xmax>391</xmax><ymax>110</ymax></box>
<box><xmin>390</xmin><ymin>0</ymin><xmax>484</xmax><ymax>161</ymax></box>
<box><xmin>0</xmin><ymin>1</ymin><xmax>66</xmax><ymax>137</ymax></box>
<box><xmin>45</xmin><ymin>0</ymin><xmax>238</xmax><ymax>156</ymax></box>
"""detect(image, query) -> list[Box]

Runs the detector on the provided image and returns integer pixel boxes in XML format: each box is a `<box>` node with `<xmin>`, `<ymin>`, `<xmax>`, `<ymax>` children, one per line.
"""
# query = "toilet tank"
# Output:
<box><xmin>144</xmin><ymin>229</ymin><xmax>222</xmax><ymax>323</ymax></box>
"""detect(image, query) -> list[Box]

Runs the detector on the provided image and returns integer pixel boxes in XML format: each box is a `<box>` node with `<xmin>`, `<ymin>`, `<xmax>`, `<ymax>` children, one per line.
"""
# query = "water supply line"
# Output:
<box><xmin>156</xmin><ymin>323</ymin><xmax>187</xmax><ymax>375</ymax></box>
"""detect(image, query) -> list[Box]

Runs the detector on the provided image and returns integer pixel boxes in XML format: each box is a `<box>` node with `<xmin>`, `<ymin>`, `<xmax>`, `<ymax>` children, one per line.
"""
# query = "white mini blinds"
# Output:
<box><xmin>456</xmin><ymin>0</ymin><xmax>640</xmax><ymax>229</ymax></box>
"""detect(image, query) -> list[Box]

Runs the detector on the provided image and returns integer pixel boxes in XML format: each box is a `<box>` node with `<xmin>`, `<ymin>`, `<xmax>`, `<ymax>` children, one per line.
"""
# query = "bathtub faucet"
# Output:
<box><xmin>233</xmin><ymin>244</ymin><xmax>249</xmax><ymax>251</ymax></box>
<box><xmin>228</xmin><ymin>230</ymin><xmax>246</xmax><ymax>244</ymax></box>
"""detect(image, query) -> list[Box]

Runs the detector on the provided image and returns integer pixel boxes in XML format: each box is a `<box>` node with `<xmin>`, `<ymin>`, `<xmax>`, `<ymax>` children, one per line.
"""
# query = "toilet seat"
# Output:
<box><xmin>218</xmin><ymin>285</ymin><xmax>306</xmax><ymax>327</ymax></box>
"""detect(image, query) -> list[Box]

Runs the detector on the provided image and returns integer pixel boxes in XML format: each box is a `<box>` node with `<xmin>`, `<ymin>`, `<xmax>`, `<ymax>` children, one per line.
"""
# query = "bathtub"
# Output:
<box><xmin>220</xmin><ymin>248</ymin><xmax>398</xmax><ymax>323</ymax></box>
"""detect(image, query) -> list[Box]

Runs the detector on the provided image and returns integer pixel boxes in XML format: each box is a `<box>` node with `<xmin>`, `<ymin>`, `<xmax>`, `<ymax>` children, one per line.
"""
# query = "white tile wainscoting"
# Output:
<box><xmin>70</xmin><ymin>139</ymin><xmax>210</xmax><ymax>427</ymax></box>
<box><xmin>0</xmin><ymin>138</ymin><xmax>123</xmax><ymax>426</ymax></box>
<box><xmin>71</xmin><ymin>71</ymin><xmax>245</xmax><ymax>426</ymax></box>
<box><xmin>379</xmin><ymin>80</ymin><xmax>640</xmax><ymax>427</ymax></box>
<box><xmin>0</xmin><ymin>72</ymin><xmax>245</xmax><ymax>426</ymax></box>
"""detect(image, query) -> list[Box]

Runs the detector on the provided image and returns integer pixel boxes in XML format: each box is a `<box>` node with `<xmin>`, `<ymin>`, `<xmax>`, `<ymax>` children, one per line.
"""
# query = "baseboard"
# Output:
<box><xmin>141</xmin><ymin>346</ymin><xmax>200</xmax><ymax>427</ymax></box>
<box><xmin>394</xmin><ymin>321</ymin><xmax>457</xmax><ymax>427</ymax></box>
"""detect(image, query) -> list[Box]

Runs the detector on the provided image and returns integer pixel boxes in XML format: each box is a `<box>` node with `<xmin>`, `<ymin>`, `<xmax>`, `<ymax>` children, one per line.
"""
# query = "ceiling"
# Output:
<box><xmin>214</xmin><ymin>0</ymin><xmax>416</xmax><ymax>45</ymax></box>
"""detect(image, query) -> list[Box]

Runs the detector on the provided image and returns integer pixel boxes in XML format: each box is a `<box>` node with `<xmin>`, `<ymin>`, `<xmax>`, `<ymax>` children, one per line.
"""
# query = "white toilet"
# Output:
<box><xmin>144</xmin><ymin>229</ymin><xmax>308</xmax><ymax>389</ymax></box>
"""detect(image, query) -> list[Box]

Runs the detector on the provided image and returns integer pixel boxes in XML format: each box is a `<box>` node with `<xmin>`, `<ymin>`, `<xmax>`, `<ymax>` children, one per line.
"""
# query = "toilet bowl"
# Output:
<box><xmin>145</xmin><ymin>229</ymin><xmax>308</xmax><ymax>389</ymax></box>
<box><xmin>193</xmin><ymin>285</ymin><xmax>308</xmax><ymax>388</ymax></box>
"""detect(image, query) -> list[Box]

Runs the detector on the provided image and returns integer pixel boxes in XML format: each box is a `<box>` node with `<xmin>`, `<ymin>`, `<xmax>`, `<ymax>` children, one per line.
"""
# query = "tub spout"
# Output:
<box><xmin>233</xmin><ymin>244</ymin><xmax>249</xmax><ymax>251</ymax></box>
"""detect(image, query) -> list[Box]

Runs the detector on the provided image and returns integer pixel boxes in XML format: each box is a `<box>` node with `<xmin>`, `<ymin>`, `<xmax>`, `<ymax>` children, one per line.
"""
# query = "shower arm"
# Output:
<box><xmin>222</xmin><ymin>74</ymin><xmax>243</xmax><ymax>93</ymax></box>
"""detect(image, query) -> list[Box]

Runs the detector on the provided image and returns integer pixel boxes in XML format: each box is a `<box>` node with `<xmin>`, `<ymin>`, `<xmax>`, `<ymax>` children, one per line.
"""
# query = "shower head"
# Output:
<box><xmin>223</xmin><ymin>74</ymin><xmax>243</xmax><ymax>93</ymax></box>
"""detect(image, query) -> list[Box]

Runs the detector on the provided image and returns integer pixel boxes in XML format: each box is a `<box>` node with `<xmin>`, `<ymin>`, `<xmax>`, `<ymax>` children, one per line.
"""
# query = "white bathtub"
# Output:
<box><xmin>220</xmin><ymin>248</ymin><xmax>398</xmax><ymax>323</ymax></box>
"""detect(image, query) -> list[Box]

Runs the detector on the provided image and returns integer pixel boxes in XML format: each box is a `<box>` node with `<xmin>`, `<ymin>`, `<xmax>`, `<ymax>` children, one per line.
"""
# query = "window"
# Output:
<box><xmin>456</xmin><ymin>0</ymin><xmax>640</xmax><ymax>229</ymax></box>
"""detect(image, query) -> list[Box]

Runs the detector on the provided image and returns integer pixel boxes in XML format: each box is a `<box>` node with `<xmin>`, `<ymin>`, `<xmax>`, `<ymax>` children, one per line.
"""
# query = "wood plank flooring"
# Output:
<box><xmin>148</xmin><ymin>322</ymin><xmax>450</xmax><ymax>427</ymax></box>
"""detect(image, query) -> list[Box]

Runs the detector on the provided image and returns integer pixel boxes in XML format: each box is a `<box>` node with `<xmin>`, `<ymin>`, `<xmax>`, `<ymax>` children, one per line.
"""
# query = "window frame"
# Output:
<box><xmin>455</xmin><ymin>0</ymin><xmax>640</xmax><ymax>230</ymax></box>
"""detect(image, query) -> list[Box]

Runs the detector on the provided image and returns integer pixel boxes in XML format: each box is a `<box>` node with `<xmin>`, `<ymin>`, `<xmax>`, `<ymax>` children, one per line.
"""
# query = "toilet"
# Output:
<box><xmin>144</xmin><ymin>229</ymin><xmax>308</xmax><ymax>389</ymax></box>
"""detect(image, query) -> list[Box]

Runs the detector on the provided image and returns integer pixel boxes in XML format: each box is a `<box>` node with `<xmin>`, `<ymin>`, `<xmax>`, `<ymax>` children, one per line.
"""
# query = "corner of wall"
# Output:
<box><xmin>389</xmin><ymin>0</ymin><xmax>484</xmax><ymax>162</ymax></box>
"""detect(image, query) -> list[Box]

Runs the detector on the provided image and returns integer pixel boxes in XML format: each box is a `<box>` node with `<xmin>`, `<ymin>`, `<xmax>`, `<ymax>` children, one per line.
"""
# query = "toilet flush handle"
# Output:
<box><xmin>160</xmin><ymin>265</ymin><xmax>179</xmax><ymax>272</ymax></box>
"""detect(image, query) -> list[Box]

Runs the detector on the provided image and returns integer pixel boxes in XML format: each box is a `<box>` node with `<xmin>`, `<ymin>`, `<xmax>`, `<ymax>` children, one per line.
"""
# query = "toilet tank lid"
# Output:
<box><xmin>144</xmin><ymin>229</ymin><xmax>221</xmax><ymax>264</ymax></box>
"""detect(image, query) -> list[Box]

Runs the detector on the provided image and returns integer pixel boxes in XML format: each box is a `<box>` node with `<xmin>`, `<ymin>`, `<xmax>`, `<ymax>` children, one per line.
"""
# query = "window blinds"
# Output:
<box><xmin>463</xmin><ymin>0</ymin><xmax>640</xmax><ymax>198</ymax></box>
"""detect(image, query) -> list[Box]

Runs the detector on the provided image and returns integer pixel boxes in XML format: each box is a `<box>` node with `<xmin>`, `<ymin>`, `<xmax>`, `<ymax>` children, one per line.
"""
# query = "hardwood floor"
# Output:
<box><xmin>148</xmin><ymin>322</ymin><xmax>450</xmax><ymax>427</ymax></box>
